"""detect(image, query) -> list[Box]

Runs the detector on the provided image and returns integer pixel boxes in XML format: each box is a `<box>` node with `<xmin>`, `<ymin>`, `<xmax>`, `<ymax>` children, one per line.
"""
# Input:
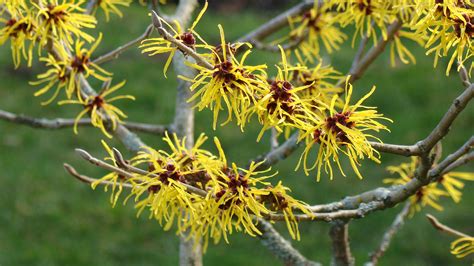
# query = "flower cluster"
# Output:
<box><xmin>282</xmin><ymin>0</ymin><xmax>473</xmax><ymax>73</ymax></box>
<box><xmin>287</xmin><ymin>2</ymin><xmax>347</xmax><ymax>58</ymax></box>
<box><xmin>140</xmin><ymin>3</ymin><xmax>392</xmax><ymax>180</ymax></box>
<box><xmin>1</xmin><ymin>1</ymin><xmax>134</xmax><ymax>138</ymax></box>
<box><xmin>383</xmin><ymin>157</ymin><xmax>474</xmax><ymax>216</ymax></box>
<box><xmin>94</xmin><ymin>133</ymin><xmax>312</xmax><ymax>248</ymax></box>
<box><xmin>92</xmin><ymin>135</ymin><xmax>311</xmax><ymax>248</ymax></box>
<box><xmin>411</xmin><ymin>0</ymin><xmax>474</xmax><ymax>74</ymax></box>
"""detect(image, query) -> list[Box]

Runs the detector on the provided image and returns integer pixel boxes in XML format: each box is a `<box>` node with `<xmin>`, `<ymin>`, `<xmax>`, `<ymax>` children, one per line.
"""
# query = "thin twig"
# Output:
<box><xmin>237</xmin><ymin>0</ymin><xmax>315</xmax><ymax>43</ymax></box>
<box><xmin>93</xmin><ymin>24</ymin><xmax>154</xmax><ymax>65</ymax></box>
<box><xmin>426</xmin><ymin>214</ymin><xmax>471</xmax><ymax>238</ymax></box>
<box><xmin>441</xmin><ymin>152</ymin><xmax>474</xmax><ymax>174</ymax></box>
<box><xmin>337</xmin><ymin>19</ymin><xmax>403</xmax><ymax>88</ymax></box>
<box><xmin>350</xmin><ymin>34</ymin><xmax>369</xmax><ymax>72</ymax></box>
<box><xmin>84</xmin><ymin>0</ymin><xmax>98</xmax><ymax>15</ymax></box>
<box><xmin>429</xmin><ymin>136</ymin><xmax>474</xmax><ymax>178</ymax></box>
<box><xmin>251</xmin><ymin>35</ymin><xmax>305</xmax><ymax>53</ymax></box>
<box><xmin>367</xmin><ymin>202</ymin><xmax>411</xmax><ymax>265</ymax></box>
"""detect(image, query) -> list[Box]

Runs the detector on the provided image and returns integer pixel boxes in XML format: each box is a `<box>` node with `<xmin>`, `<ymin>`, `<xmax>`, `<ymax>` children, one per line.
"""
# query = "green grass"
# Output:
<box><xmin>0</xmin><ymin>4</ymin><xmax>473</xmax><ymax>266</ymax></box>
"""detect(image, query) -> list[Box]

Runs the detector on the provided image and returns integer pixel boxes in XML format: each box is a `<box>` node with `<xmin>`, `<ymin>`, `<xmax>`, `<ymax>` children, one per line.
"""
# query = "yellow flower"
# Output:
<box><xmin>288</xmin><ymin>1</ymin><xmax>347</xmax><ymax>58</ymax></box>
<box><xmin>437</xmin><ymin>171</ymin><xmax>474</xmax><ymax>203</ymax></box>
<box><xmin>34</xmin><ymin>0</ymin><xmax>96</xmax><ymax>46</ymax></box>
<box><xmin>91</xmin><ymin>140</ymin><xmax>127</xmax><ymax>206</ymax></box>
<box><xmin>292</xmin><ymin>50</ymin><xmax>343</xmax><ymax>106</ymax></box>
<box><xmin>195</xmin><ymin>160</ymin><xmax>273</xmax><ymax>247</ymax></box>
<box><xmin>140</xmin><ymin>1</ymin><xmax>208</xmax><ymax>75</ymax></box>
<box><xmin>30</xmin><ymin>53</ymin><xmax>70</xmax><ymax>105</ymax></box>
<box><xmin>66</xmin><ymin>33</ymin><xmax>112</xmax><ymax>86</ymax></box>
<box><xmin>412</xmin><ymin>0</ymin><xmax>474</xmax><ymax>75</ymax></box>
<box><xmin>0</xmin><ymin>4</ymin><xmax>36</xmax><ymax>68</ymax></box>
<box><xmin>181</xmin><ymin>25</ymin><xmax>268</xmax><ymax>130</ymax></box>
<box><xmin>329</xmin><ymin>0</ymin><xmax>398</xmax><ymax>46</ymax></box>
<box><xmin>127</xmin><ymin>158</ymin><xmax>203</xmax><ymax>233</ymax></box>
<box><xmin>261</xmin><ymin>181</ymin><xmax>313</xmax><ymax>240</ymax></box>
<box><xmin>297</xmin><ymin>78</ymin><xmax>391</xmax><ymax>180</ymax></box>
<box><xmin>383</xmin><ymin>157</ymin><xmax>448</xmax><ymax>215</ymax></box>
<box><xmin>390</xmin><ymin>27</ymin><xmax>425</xmax><ymax>67</ymax></box>
<box><xmin>254</xmin><ymin>46</ymin><xmax>314</xmax><ymax>141</ymax></box>
<box><xmin>31</xmin><ymin>34</ymin><xmax>111</xmax><ymax>103</ymax></box>
<box><xmin>59</xmin><ymin>79</ymin><xmax>135</xmax><ymax>138</ymax></box>
<box><xmin>0</xmin><ymin>0</ymin><xmax>27</xmax><ymax>18</ymax></box>
<box><xmin>451</xmin><ymin>236</ymin><xmax>474</xmax><ymax>258</ymax></box>
<box><xmin>93</xmin><ymin>0</ymin><xmax>131</xmax><ymax>21</ymax></box>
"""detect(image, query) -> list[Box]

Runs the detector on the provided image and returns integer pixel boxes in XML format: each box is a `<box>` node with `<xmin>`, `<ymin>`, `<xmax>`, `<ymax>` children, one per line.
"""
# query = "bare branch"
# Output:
<box><xmin>84</xmin><ymin>0</ymin><xmax>98</xmax><ymax>15</ymax></box>
<box><xmin>93</xmin><ymin>24</ymin><xmax>154</xmax><ymax>65</ymax></box>
<box><xmin>429</xmin><ymin>136</ymin><xmax>474</xmax><ymax>178</ymax></box>
<box><xmin>350</xmin><ymin>34</ymin><xmax>369</xmax><ymax>72</ymax></box>
<box><xmin>237</xmin><ymin>0</ymin><xmax>315</xmax><ymax>43</ymax></box>
<box><xmin>418</xmin><ymin>84</ymin><xmax>474</xmax><ymax>152</ymax></box>
<box><xmin>426</xmin><ymin>214</ymin><xmax>471</xmax><ymax>238</ymax></box>
<box><xmin>338</xmin><ymin>19</ymin><xmax>403</xmax><ymax>87</ymax></box>
<box><xmin>251</xmin><ymin>36</ymin><xmax>305</xmax><ymax>53</ymax></box>
<box><xmin>266</xmin><ymin>202</ymin><xmax>384</xmax><ymax>222</ymax></box>
<box><xmin>441</xmin><ymin>152</ymin><xmax>474</xmax><ymax>174</ymax></box>
<box><xmin>309</xmin><ymin>201</ymin><xmax>345</xmax><ymax>213</ymax></box>
<box><xmin>367</xmin><ymin>202</ymin><xmax>411</xmax><ymax>265</ymax></box>
<box><xmin>329</xmin><ymin>220</ymin><xmax>355</xmax><ymax>266</ymax></box>
<box><xmin>0</xmin><ymin>108</ymin><xmax>169</xmax><ymax>135</ymax></box>
<box><xmin>254</xmin><ymin>132</ymin><xmax>300</xmax><ymax>170</ymax></box>
<box><xmin>270</xmin><ymin>127</ymin><xmax>279</xmax><ymax>151</ymax></box>
<box><xmin>368</xmin><ymin>142</ymin><xmax>420</xmax><ymax>156</ymax></box>
<box><xmin>458</xmin><ymin>63</ymin><xmax>471</xmax><ymax>87</ymax></box>
<box><xmin>256</xmin><ymin>218</ymin><xmax>321</xmax><ymax>266</ymax></box>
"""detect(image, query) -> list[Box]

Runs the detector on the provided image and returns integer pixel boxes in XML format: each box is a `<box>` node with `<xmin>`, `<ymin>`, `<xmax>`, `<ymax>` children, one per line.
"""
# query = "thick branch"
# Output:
<box><xmin>257</xmin><ymin>218</ymin><xmax>321</xmax><ymax>266</ymax></box>
<box><xmin>329</xmin><ymin>221</ymin><xmax>355</xmax><ymax>266</ymax></box>
<box><xmin>367</xmin><ymin>202</ymin><xmax>411</xmax><ymax>265</ymax></box>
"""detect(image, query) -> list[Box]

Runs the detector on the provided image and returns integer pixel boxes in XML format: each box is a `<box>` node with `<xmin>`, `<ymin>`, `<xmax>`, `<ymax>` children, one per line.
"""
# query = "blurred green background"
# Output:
<box><xmin>0</xmin><ymin>2</ymin><xmax>473</xmax><ymax>265</ymax></box>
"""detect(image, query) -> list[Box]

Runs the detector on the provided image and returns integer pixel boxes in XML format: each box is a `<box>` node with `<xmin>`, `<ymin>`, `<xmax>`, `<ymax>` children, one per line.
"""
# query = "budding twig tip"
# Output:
<box><xmin>112</xmin><ymin>147</ymin><xmax>127</xmax><ymax>168</ymax></box>
<box><xmin>75</xmin><ymin>148</ymin><xmax>92</xmax><ymax>160</ymax></box>
<box><xmin>150</xmin><ymin>10</ymin><xmax>163</xmax><ymax>29</ymax></box>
